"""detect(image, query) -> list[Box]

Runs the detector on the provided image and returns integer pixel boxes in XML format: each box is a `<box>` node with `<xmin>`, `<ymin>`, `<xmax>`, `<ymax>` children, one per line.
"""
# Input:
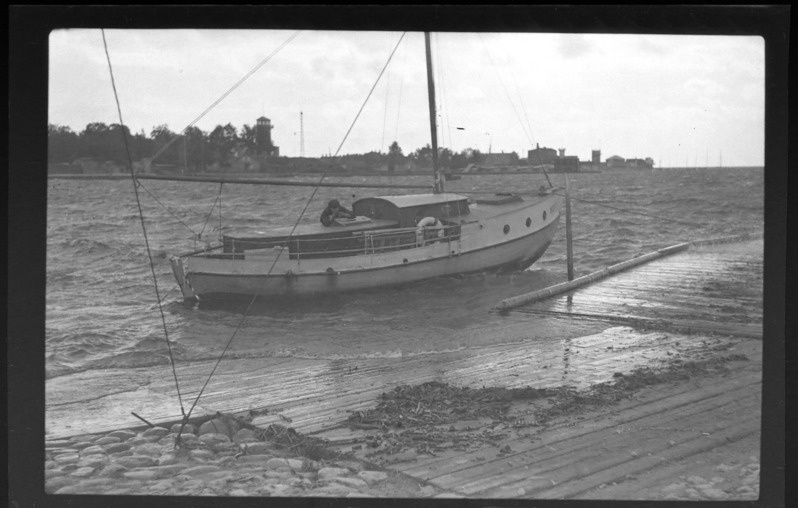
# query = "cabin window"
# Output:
<box><xmin>526</xmin><ymin>217</ymin><xmax>532</xmax><ymax>227</ymax></box>
<box><xmin>543</xmin><ymin>211</ymin><xmax>547</xmax><ymax>221</ymax></box>
<box><xmin>503</xmin><ymin>225</ymin><xmax>510</xmax><ymax>235</ymax></box>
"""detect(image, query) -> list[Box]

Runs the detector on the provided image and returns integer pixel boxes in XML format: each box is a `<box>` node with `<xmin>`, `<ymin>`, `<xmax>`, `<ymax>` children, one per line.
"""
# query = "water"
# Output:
<box><xmin>46</xmin><ymin>168</ymin><xmax>764</xmax><ymax>380</ymax></box>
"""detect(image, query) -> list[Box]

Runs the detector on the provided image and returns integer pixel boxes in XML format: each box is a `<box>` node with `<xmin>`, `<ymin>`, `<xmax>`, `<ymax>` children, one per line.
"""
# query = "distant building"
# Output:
<box><xmin>626</xmin><ymin>158</ymin><xmax>654</xmax><ymax>169</ymax></box>
<box><xmin>555</xmin><ymin>155</ymin><xmax>580</xmax><ymax>173</ymax></box>
<box><xmin>606</xmin><ymin>155</ymin><xmax>627</xmax><ymax>169</ymax></box>
<box><xmin>591</xmin><ymin>150</ymin><xmax>601</xmax><ymax>164</ymax></box>
<box><xmin>255</xmin><ymin>116</ymin><xmax>279</xmax><ymax>158</ymax></box>
<box><xmin>527</xmin><ymin>144</ymin><xmax>557</xmax><ymax>165</ymax></box>
<box><xmin>482</xmin><ymin>152</ymin><xmax>518</xmax><ymax>168</ymax></box>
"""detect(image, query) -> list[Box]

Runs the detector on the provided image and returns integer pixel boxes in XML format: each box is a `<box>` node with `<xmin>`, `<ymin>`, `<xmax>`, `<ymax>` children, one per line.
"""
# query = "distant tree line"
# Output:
<box><xmin>48</xmin><ymin>122</ymin><xmax>492</xmax><ymax>171</ymax></box>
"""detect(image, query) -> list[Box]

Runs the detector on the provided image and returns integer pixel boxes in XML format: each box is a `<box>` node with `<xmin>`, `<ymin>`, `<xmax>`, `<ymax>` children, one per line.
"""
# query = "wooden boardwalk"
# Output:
<box><xmin>46</xmin><ymin>239</ymin><xmax>763</xmax><ymax>499</ymax></box>
<box><xmin>507</xmin><ymin>239</ymin><xmax>763</xmax><ymax>338</ymax></box>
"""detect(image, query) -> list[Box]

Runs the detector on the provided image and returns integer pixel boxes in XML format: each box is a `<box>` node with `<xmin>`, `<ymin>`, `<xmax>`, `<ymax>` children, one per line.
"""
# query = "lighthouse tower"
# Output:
<box><xmin>256</xmin><ymin>116</ymin><xmax>279</xmax><ymax>157</ymax></box>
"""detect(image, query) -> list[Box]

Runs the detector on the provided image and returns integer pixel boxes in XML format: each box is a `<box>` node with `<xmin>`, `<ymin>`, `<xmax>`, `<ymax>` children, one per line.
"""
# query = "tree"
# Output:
<box><xmin>150</xmin><ymin>124</ymin><xmax>178</xmax><ymax>165</ymax></box>
<box><xmin>47</xmin><ymin>124</ymin><xmax>80</xmax><ymax>163</ymax></box>
<box><xmin>388</xmin><ymin>141</ymin><xmax>402</xmax><ymax>172</ymax></box>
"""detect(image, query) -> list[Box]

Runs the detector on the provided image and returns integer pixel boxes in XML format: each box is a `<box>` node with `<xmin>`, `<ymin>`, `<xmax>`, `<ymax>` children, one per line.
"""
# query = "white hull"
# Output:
<box><xmin>171</xmin><ymin>194</ymin><xmax>562</xmax><ymax>299</ymax></box>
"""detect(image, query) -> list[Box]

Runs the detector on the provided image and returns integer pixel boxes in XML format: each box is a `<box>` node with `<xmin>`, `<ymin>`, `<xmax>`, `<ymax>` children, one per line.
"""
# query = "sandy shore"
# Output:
<box><xmin>44</xmin><ymin>337</ymin><xmax>763</xmax><ymax>500</ymax></box>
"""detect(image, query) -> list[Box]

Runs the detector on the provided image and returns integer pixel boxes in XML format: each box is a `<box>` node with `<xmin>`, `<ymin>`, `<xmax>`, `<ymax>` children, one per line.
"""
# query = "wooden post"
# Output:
<box><xmin>565</xmin><ymin>173</ymin><xmax>574</xmax><ymax>281</ymax></box>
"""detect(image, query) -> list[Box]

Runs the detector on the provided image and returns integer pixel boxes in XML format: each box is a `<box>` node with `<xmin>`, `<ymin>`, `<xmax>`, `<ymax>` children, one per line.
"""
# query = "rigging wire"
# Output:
<box><xmin>149</xmin><ymin>30</ymin><xmax>302</xmax><ymax>166</ymax></box>
<box><xmin>101</xmin><ymin>30</ymin><xmax>187</xmax><ymax>419</ymax></box>
<box><xmin>175</xmin><ymin>32</ymin><xmax>409</xmax><ymax>441</ymax></box>
<box><xmin>477</xmin><ymin>34</ymin><xmax>552</xmax><ymax>188</ymax></box>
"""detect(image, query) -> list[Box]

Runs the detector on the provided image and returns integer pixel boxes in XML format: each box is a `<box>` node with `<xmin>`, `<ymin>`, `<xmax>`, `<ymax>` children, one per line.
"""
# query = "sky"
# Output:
<box><xmin>48</xmin><ymin>29</ymin><xmax>765</xmax><ymax>167</ymax></box>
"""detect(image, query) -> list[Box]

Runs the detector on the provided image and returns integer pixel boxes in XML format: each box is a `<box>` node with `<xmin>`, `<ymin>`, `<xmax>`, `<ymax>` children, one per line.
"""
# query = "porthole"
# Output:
<box><xmin>543</xmin><ymin>211</ymin><xmax>548</xmax><ymax>221</ymax></box>
<box><xmin>503</xmin><ymin>224</ymin><xmax>510</xmax><ymax>235</ymax></box>
<box><xmin>525</xmin><ymin>217</ymin><xmax>532</xmax><ymax>227</ymax></box>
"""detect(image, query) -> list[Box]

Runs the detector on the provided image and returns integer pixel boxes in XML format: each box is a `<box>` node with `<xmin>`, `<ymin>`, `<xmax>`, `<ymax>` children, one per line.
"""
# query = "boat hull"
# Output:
<box><xmin>171</xmin><ymin>194</ymin><xmax>562</xmax><ymax>300</ymax></box>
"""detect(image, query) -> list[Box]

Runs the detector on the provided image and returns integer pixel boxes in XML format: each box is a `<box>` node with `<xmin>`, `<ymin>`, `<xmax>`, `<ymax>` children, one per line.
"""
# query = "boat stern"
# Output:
<box><xmin>169</xmin><ymin>255</ymin><xmax>197</xmax><ymax>301</ymax></box>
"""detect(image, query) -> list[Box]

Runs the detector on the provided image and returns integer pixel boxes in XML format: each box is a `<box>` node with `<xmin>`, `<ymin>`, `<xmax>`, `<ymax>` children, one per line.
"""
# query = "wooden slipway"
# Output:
<box><xmin>46</xmin><ymin>238</ymin><xmax>763</xmax><ymax>484</ymax></box>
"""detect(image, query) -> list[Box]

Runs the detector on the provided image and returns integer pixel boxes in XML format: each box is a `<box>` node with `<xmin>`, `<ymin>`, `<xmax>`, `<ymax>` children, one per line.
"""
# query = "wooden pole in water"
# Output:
<box><xmin>565</xmin><ymin>173</ymin><xmax>574</xmax><ymax>281</ymax></box>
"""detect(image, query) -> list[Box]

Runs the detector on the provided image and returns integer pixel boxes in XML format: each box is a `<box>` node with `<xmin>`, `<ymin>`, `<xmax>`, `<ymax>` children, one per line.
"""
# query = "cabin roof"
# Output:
<box><xmin>359</xmin><ymin>193</ymin><xmax>469</xmax><ymax>209</ymax></box>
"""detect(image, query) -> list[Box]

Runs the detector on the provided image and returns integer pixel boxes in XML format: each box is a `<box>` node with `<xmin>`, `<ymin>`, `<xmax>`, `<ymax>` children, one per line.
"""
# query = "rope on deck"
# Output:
<box><xmin>495</xmin><ymin>232</ymin><xmax>763</xmax><ymax>313</ymax></box>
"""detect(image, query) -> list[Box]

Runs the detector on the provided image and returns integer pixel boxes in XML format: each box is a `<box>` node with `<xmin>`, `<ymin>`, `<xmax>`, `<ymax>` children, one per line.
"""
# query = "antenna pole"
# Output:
<box><xmin>300</xmin><ymin>111</ymin><xmax>305</xmax><ymax>158</ymax></box>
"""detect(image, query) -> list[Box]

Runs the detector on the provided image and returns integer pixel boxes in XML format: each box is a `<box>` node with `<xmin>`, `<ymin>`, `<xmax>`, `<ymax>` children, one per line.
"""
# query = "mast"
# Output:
<box><xmin>424</xmin><ymin>32</ymin><xmax>443</xmax><ymax>194</ymax></box>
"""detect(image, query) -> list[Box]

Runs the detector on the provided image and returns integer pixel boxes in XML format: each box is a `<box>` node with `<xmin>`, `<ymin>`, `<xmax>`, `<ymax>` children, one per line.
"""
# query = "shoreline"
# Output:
<box><xmin>45</xmin><ymin>338</ymin><xmax>762</xmax><ymax>499</ymax></box>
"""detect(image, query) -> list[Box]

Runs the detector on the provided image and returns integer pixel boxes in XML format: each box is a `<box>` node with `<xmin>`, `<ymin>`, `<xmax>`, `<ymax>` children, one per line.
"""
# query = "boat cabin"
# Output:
<box><xmin>352</xmin><ymin>193</ymin><xmax>470</xmax><ymax>227</ymax></box>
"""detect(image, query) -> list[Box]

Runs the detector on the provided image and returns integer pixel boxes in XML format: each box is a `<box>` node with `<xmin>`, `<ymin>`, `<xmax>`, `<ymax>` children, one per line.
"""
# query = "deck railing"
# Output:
<box><xmin>198</xmin><ymin>224</ymin><xmax>462</xmax><ymax>260</ymax></box>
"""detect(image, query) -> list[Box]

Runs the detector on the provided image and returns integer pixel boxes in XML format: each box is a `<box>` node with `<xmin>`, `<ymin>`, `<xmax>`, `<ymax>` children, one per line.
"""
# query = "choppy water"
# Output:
<box><xmin>46</xmin><ymin>168</ymin><xmax>764</xmax><ymax>379</ymax></box>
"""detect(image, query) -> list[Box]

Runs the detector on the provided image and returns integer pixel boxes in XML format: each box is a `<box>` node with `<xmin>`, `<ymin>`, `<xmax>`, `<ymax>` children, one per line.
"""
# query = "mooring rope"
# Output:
<box><xmin>175</xmin><ymin>32</ymin><xmax>409</xmax><ymax>442</ymax></box>
<box><xmin>101</xmin><ymin>30</ymin><xmax>187</xmax><ymax>418</ymax></box>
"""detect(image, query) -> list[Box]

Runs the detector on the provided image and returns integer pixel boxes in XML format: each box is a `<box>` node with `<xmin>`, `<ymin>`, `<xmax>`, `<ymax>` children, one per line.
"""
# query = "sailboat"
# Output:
<box><xmin>170</xmin><ymin>33</ymin><xmax>564</xmax><ymax>300</ymax></box>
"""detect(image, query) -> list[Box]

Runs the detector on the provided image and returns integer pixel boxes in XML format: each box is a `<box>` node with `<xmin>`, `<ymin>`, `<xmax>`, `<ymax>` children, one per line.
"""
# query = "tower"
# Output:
<box><xmin>300</xmin><ymin>111</ymin><xmax>305</xmax><ymax>158</ymax></box>
<box><xmin>592</xmin><ymin>150</ymin><xmax>601</xmax><ymax>164</ymax></box>
<box><xmin>256</xmin><ymin>116</ymin><xmax>273</xmax><ymax>158</ymax></box>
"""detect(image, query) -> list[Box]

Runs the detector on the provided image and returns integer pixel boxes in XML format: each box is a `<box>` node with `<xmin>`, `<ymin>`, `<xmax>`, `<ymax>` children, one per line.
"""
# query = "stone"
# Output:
<box><xmin>158</xmin><ymin>433</ymin><xmax>180</xmax><ymax>446</ymax></box>
<box><xmin>265</xmin><ymin>458</ymin><xmax>290</xmax><ymax>469</ymax></box>
<box><xmin>237</xmin><ymin>454</ymin><xmax>274</xmax><ymax>464</ymax></box>
<box><xmin>54</xmin><ymin>485</ymin><xmax>84</xmax><ymax>495</ymax></box>
<box><xmin>80</xmin><ymin>445</ymin><xmax>106</xmax><ymax>456</ymax></box>
<box><xmin>45</xmin><ymin>439</ymin><xmax>74</xmax><ymax>448</ymax></box>
<box><xmin>45</xmin><ymin>476</ymin><xmax>76</xmax><ymax>493</ymax></box>
<box><xmin>189</xmin><ymin>449</ymin><xmax>215</xmax><ymax>460</ymax></box>
<box><xmin>132</xmin><ymin>443</ymin><xmax>164</xmax><ymax>457</ymax></box>
<box><xmin>332</xmin><ymin>476</ymin><xmax>368</xmax><ymax>489</ymax></box>
<box><xmin>286</xmin><ymin>458</ymin><xmax>305</xmax><ymax>470</ymax></box>
<box><xmin>317</xmin><ymin>466</ymin><xmax>349</xmax><ymax>479</ymax></box>
<box><xmin>687</xmin><ymin>475</ymin><xmax>706</xmax><ymax>485</ymax></box>
<box><xmin>50</xmin><ymin>447</ymin><xmax>80</xmax><ymax>456</ymax></box>
<box><xmin>170</xmin><ymin>423</ymin><xmax>197</xmax><ymax>435</ymax></box>
<box><xmin>176</xmin><ymin>435</ymin><xmax>199</xmax><ymax>447</ymax></box>
<box><xmin>701</xmin><ymin>487</ymin><xmax>729</xmax><ymax>500</ymax></box>
<box><xmin>357</xmin><ymin>470</ymin><xmax>388</xmax><ymax>484</ymax></box>
<box><xmin>98</xmin><ymin>463</ymin><xmax>128</xmax><ymax>478</ymax></box>
<box><xmin>45</xmin><ymin>468</ymin><xmax>68</xmax><ymax>479</ymax></box>
<box><xmin>128</xmin><ymin>437</ymin><xmax>150</xmax><ymax>447</ymax></box>
<box><xmin>241</xmin><ymin>442</ymin><xmax>272</xmax><ymax>455</ymax></box>
<box><xmin>233</xmin><ymin>428</ymin><xmax>257</xmax><ymax>443</ymax></box>
<box><xmin>116</xmin><ymin>455</ymin><xmax>158</xmax><ymax>468</ymax></box>
<box><xmin>77</xmin><ymin>455</ymin><xmax>108</xmax><ymax>469</ymax></box>
<box><xmin>142</xmin><ymin>426</ymin><xmax>170</xmax><ymax>439</ymax></box>
<box><xmin>181</xmin><ymin>465</ymin><xmax>222</xmax><ymax>476</ymax></box>
<box><xmin>106</xmin><ymin>430</ymin><xmax>137</xmax><ymax>441</ymax></box>
<box><xmin>662</xmin><ymin>482</ymin><xmax>686</xmax><ymax>495</ymax></box>
<box><xmin>70</xmin><ymin>442</ymin><xmax>95</xmax><ymax>450</ymax></box>
<box><xmin>110</xmin><ymin>450</ymin><xmax>134</xmax><ymax>458</ymax></box>
<box><xmin>45</xmin><ymin>460</ymin><xmax>58</xmax><ymax>470</ymax></box>
<box><xmin>198</xmin><ymin>419</ymin><xmax>230</xmax><ymax>437</ymax></box>
<box><xmin>70</xmin><ymin>466</ymin><xmax>96</xmax><ymax>478</ymax></box>
<box><xmin>53</xmin><ymin>453</ymin><xmax>80</xmax><ymax>464</ymax></box>
<box><xmin>123</xmin><ymin>469</ymin><xmax>160</xmax><ymax>481</ymax></box>
<box><xmin>198</xmin><ymin>432</ymin><xmax>230</xmax><ymax>445</ymax></box>
<box><xmin>94</xmin><ymin>436</ymin><xmax>121</xmax><ymax>446</ymax></box>
<box><xmin>103</xmin><ymin>442</ymin><xmax>132</xmax><ymax>454</ymax></box>
<box><xmin>158</xmin><ymin>453</ymin><xmax>179</xmax><ymax>466</ymax></box>
<box><xmin>419</xmin><ymin>485</ymin><xmax>436</xmax><ymax>497</ymax></box>
<box><xmin>145</xmin><ymin>464</ymin><xmax>187</xmax><ymax>479</ymax></box>
<box><xmin>60</xmin><ymin>464</ymin><xmax>79</xmax><ymax>472</ymax></box>
<box><xmin>69</xmin><ymin>434</ymin><xmax>97</xmax><ymax>443</ymax></box>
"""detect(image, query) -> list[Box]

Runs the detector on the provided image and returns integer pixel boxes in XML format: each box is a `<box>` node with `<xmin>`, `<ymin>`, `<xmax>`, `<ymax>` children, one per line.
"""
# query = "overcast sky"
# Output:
<box><xmin>48</xmin><ymin>29</ymin><xmax>764</xmax><ymax>167</ymax></box>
